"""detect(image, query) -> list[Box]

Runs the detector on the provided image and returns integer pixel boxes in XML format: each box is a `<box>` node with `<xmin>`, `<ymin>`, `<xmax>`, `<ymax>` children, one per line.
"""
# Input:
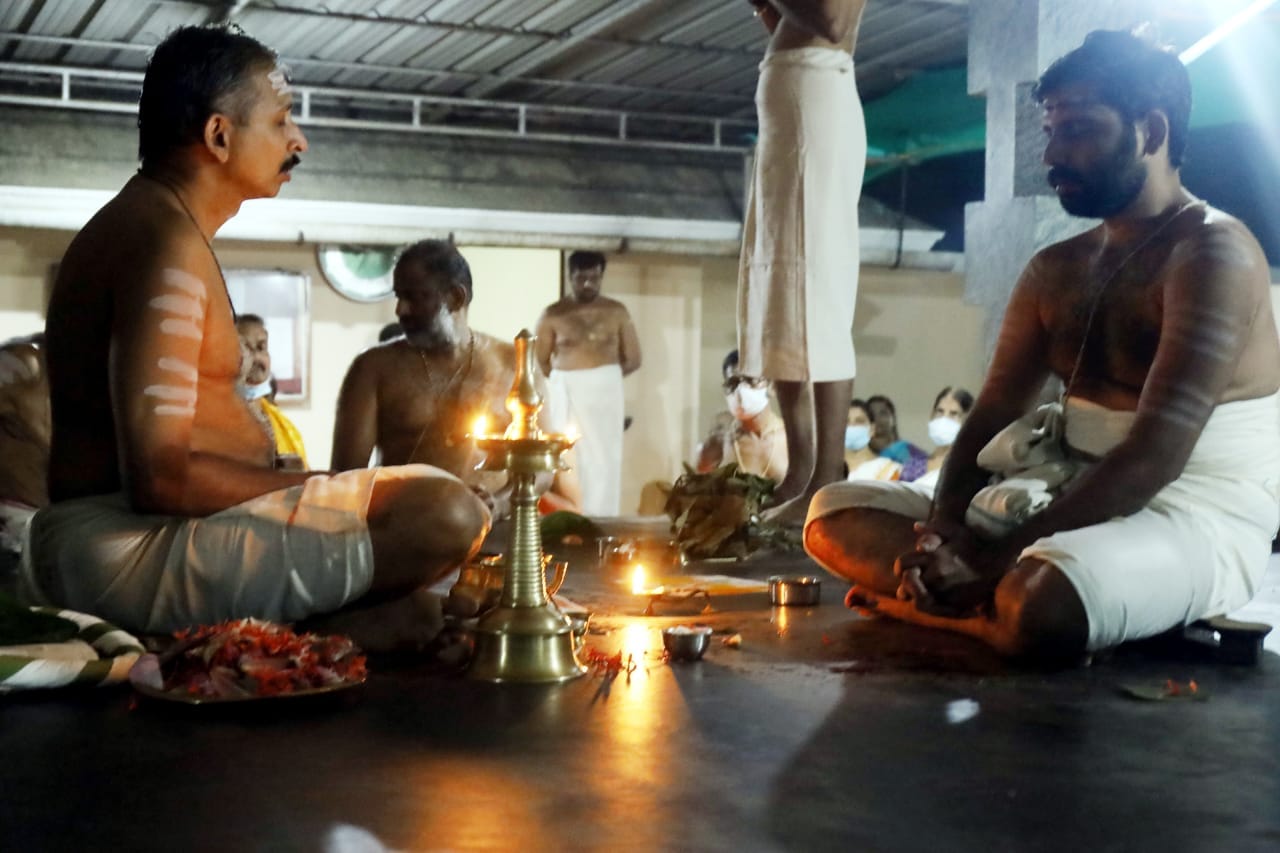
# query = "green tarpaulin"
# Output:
<box><xmin>862</xmin><ymin>21</ymin><xmax>1279</xmax><ymax>183</ymax></box>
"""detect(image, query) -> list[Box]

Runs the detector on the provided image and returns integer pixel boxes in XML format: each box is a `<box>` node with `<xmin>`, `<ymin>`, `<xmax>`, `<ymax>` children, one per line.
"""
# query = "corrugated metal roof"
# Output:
<box><xmin>0</xmin><ymin>0</ymin><xmax>973</xmax><ymax>150</ymax></box>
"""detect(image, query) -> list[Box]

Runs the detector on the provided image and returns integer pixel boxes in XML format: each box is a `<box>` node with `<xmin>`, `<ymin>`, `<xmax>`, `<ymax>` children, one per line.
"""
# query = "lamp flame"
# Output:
<box><xmin>631</xmin><ymin>564</ymin><xmax>647</xmax><ymax>595</ymax></box>
<box><xmin>563</xmin><ymin>422</ymin><xmax>580</xmax><ymax>443</ymax></box>
<box><xmin>471</xmin><ymin>414</ymin><xmax>489</xmax><ymax>438</ymax></box>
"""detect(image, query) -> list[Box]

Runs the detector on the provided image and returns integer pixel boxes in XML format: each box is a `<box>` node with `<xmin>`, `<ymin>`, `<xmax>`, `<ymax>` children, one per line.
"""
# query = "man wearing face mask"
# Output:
<box><xmin>235</xmin><ymin>314</ymin><xmax>308</xmax><ymax>471</ymax></box>
<box><xmin>331</xmin><ymin>239</ymin><xmax>519</xmax><ymax>517</ymax></box>
<box><xmin>696</xmin><ymin>350</ymin><xmax>788</xmax><ymax>481</ymax></box>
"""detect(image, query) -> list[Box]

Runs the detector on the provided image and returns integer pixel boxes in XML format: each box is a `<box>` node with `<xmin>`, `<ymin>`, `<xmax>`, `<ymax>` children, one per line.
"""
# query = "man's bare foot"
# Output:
<box><xmin>305</xmin><ymin>588</ymin><xmax>445</xmax><ymax>654</ymax></box>
<box><xmin>763</xmin><ymin>476</ymin><xmax>806</xmax><ymax>509</ymax></box>
<box><xmin>845</xmin><ymin>584</ymin><xmax>997</xmax><ymax>642</ymax></box>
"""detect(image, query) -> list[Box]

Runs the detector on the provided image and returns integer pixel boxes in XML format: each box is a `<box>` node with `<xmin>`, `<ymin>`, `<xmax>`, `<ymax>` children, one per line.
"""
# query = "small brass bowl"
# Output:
<box><xmin>769</xmin><ymin>575</ymin><xmax>821</xmax><ymax>606</ymax></box>
<box><xmin>662</xmin><ymin>625</ymin><xmax>714</xmax><ymax>662</ymax></box>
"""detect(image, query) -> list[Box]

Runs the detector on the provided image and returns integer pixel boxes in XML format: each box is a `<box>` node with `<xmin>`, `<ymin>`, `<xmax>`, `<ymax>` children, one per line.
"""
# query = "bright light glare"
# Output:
<box><xmin>471</xmin><ymin>414</ymin><xmax>489</xmax><ymax>437</ymax></box>
<box><xmin>631</xmin><ymin>564</ymin><xmax>647</xmax><ymax>595</ymax></box>
<box><xmin>1179</xmin><ymin>0</ymin><xmax>1279</xmax><ymax>64</ymax></box>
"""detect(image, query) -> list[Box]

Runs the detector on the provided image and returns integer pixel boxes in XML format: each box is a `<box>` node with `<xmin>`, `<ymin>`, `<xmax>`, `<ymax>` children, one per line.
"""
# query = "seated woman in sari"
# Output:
<box><xmin>844</xmin><ymin>399</ymin><xmax>901</xmax><ymax>481</ymax></box>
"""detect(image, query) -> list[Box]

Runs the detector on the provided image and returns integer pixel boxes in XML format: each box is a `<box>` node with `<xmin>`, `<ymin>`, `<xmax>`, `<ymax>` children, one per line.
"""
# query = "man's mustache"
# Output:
<box><xmin>1047</xmin><ymin>166</ymin><xmax>1085</xmax><ymax>188</ymax></box>
<box><xmin>281</xmin><ymin>154</ymin><xmax>302</xmax><ymax>173</ymax></box>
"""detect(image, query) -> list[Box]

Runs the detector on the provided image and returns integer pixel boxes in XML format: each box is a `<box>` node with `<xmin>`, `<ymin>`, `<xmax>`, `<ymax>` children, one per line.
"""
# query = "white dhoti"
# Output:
<box><xmin>738</xmin><ymin>47</ymin><xmax>866</xmax><ymax>383</ymax></box>
<box><xmin>20</xmin><ymin>465</ymin><xmax>459</xmax><ymax>633</ymax></box>
<box><xmin>544</xmin><ymin>365</ymin><xmax>624</xmax><ymax>516</ymax></box>
<box><xmin>806</xmin><ymin>393</ymin><xmax>1280</xmax><ymax>651</ymax></box>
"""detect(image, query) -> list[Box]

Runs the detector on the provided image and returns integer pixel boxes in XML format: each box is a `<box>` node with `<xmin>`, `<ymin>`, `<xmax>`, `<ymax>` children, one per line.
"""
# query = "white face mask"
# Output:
<box><xmin>726</xmin><ymin>384</ymin><xmax>770</xmax><ymax>419</ymax></box>
<box><xmin>241</xmin><ymin>379</ymin><xmax>273</xmax><ymax>401</ymax></box>
<box><xmin>928</xmin><ymin>416</ymin><xmax>962</xmax><ymax>447</ymax></box>
<box><xmin>844</xmin><ymin>424</ymin><xmax>871</xmax><ymax>451</ymax></box>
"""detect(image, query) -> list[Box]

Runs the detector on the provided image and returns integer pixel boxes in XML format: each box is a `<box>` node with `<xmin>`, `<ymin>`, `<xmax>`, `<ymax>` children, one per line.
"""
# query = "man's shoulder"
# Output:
<box><xmin>473</xmin><ymin>330</ymin><xmax>515</xmax><ymax>360</ymax></box>
<box><xmin>475</xmin><ymin>328</ymin><xmax>514</xmax><ymax>349</ymax></box>
<box><xmin>349</xmin><ymin>339</ymin><xmax>407</xmax><ymax>374</ymax></box>
<box><xmin>61</xmin><ymin>191</ymin><xmax>209</xmax><ymax>293</ymax></box>
<box><xmin>597</xmin><ymin>295</ymin><xmax>631</xmax><ymax>315</ymax></box>
<box><xmin>1187</xmin><ymin>204</ymin><xmax>1267</xmax><ymax>259</ymax></box>
<box><xmin>541</xmin><ymin>297</ymin><xmax>579</xmax><ymax>317</ymax></box>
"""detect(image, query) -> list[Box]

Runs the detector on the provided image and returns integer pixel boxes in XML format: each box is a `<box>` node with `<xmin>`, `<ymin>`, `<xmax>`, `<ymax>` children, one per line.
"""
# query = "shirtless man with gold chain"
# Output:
<box><xmin>331</xmin><ymin>240</ymin><xmax>518</xmax><ymax>517</ymax></box>
<box><xmin>27</xmin><ymin>26</ymin><xmax>487</xmax><ymax>650</ymax></box>
<box><xmin>535</xmin><ymin>251</ymin><xmax>642</xmax><ymax>516</ymax></box>
<box><xmin>805</xmin><ymin>30</ymin><xmax>1280</xmax><ymax>662</ymax></box>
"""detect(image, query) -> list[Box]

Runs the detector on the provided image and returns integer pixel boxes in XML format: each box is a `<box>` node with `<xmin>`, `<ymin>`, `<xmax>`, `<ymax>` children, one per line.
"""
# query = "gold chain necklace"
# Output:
<box><xmin>1064</xmin><ymin>198</ymin><xmax>1204</xmax><ymax>396</ymax></box>
<box><xmin>406</xmin><ymin>332</ymin><xmax>478</xmax><ymax>460</ymax></box>
<box><xmin>144</xmin><ymin>171</ymin><xmax>236</xmax><ymax>320</ymax></box>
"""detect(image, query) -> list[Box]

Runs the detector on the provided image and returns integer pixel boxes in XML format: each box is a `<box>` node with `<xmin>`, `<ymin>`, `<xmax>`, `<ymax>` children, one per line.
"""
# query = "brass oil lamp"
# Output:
<box><xmin>467</xmin><ymin>329</ymin><xmax>585</xmax><ymax>682</ymax></box>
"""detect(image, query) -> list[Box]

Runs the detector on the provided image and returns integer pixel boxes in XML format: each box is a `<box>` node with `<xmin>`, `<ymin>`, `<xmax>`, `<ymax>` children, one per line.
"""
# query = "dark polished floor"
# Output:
<box><xmin>3</xmin><ymin>532</ymin><xmax>1279</xmax><ymax>853</ymax></box>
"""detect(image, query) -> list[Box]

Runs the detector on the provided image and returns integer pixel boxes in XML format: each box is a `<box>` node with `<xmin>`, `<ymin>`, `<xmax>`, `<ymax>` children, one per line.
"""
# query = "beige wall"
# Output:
<box><xmin>852</xmin><ymin>267</ymin><xmax>987</xmax><ymax>447</ymax></box>
<box><xmin>1</xmin><ymin>223</ymin><xmax>991</xmax><ymax>514</ymax></box>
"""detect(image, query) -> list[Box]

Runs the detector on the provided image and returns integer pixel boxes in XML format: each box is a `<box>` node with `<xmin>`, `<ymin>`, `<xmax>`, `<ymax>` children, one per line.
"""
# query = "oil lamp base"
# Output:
<box><xmin>468</xmin><ymin>604</ymin><xmax>587</xmax><ymax>683</ymax></box>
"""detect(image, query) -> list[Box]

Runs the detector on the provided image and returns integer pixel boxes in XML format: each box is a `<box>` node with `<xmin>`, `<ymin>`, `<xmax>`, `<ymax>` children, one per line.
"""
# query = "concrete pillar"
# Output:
<box><xmin>964</xmin><ymin>0</ymin><xmax>1160</xmax><ymax>359</ymax></box>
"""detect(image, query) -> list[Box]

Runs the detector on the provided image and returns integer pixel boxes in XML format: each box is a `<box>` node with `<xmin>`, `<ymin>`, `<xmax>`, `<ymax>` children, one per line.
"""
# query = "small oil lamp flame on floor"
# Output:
<box><xmin>466</xmin><ymin>329</ymin><xmax>585</xmax><ymax>682</ymax></box>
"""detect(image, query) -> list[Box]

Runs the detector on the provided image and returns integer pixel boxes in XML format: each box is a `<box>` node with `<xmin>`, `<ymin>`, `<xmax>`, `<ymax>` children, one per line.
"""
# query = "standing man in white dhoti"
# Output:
<box><xmin>536</xmin><ymin>251</ymin><xmax>642</xmax><ymax>516</ymax></box>
<box><xmin>805</xmin><ymin>30</ymin><xmax>1280</xmax><ymax>662</ymax></box>
<box><xmin>739</xmin><ymin>0</ymin><xmax>870</xmax><ymax>526</ymax></box>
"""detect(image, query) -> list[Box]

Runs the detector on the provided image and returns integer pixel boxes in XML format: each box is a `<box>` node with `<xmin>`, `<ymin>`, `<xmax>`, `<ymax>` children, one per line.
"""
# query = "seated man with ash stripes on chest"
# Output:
<box><xmin>25</xmin><ymin>25</ymin><xmax>488</xmax><ymax>651</ymax></box>
<box><xmin>805</xmin><ymin>29</ymin><xmax>1280</xmax><ymax>662</ymax></box>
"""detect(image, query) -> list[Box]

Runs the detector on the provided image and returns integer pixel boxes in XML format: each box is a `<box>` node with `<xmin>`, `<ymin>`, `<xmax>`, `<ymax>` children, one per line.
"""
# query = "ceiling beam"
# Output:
<box><xmin>463</xmin><ymin>0</ymin><xmax>658</xmax><ymax>100</ymax></box>
<box><xmin>158</xmin><ymin>0</ymin><xmax>563</xmax><ymax>42</ymax></box>
<box><xmin>159</xmin><ymin>0</ymin><xmax>760</xmax><ymax>59</ymax></box>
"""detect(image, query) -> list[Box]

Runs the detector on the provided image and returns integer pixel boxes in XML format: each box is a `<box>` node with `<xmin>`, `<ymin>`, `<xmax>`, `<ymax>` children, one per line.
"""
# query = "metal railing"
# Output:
<box><xmin>0</xmin><ymin>61</ymin><xmax>755</xmax><ymax>154</ymax></box>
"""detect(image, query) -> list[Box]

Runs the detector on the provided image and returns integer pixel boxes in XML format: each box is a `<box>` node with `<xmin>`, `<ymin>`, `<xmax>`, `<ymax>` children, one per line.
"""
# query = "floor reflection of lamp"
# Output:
<box><xmin>467</xmin><ymin>329</ymin><xmax>586</xmax><ymax>683</ymax></box>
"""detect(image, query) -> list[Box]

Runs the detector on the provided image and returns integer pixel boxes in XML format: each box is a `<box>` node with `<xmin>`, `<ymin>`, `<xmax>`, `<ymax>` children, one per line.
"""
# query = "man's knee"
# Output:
<box><xmin>372</xmin><ymin>475</ymin><xmax>489</xmax><ymax>557</ymax></box>
<box><xmin>804</xmin><ymin>508</ymin><xmax>910</xmax><ymax>593</ymax></box>
<box><xmin>994</xmin><ymin>559</ymin><xmax>1088</xmax><ymax>661</ymax></box>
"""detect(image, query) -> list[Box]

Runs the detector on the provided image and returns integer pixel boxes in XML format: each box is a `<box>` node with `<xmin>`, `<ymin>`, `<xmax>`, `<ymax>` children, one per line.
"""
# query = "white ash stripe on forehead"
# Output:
<box><xmin>268</xmin><ymin>66</ymin><xmax>293</xmax><ymax>96</ymax></box>
<box><xmin>159</xmin><ymin>318</ymin><xmax>202</xmax><ymax>340</ymax></box>
<box><xmin>148</xmin><ymin>294</ymin><xmax>205</xmax><ymax>321</ymax></box>
<box><xmin>157</xmin><ymin>357</ymin><xmax>198</xmax><ymax>383</ymax></box>
<box><xmin>161</xmin><ymin>268</ymin><xmax>207</xmax><ymax>299</ymax></box>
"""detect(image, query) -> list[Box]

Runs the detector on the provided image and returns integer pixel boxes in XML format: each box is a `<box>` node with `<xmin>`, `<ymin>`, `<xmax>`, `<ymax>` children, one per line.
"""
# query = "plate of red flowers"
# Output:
<box><xmin>128</xmin><ymin>618</ymin><xmax>367</xmax><ymax>705</ymax></box>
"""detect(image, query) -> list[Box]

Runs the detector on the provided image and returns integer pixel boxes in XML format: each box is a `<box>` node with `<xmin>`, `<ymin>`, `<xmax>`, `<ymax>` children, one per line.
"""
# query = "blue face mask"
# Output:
<box><xmin>844</xmin><ymin>424</ymin><xmax>871</xmax><ymax>451</ymax></box>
